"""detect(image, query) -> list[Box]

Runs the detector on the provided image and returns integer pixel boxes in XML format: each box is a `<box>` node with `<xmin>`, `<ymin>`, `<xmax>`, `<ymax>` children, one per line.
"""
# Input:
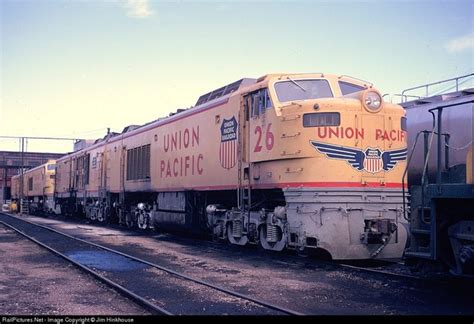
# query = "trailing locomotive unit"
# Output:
<box><xmin>11</xmin><ymin>160</ymin><xmax>57</xmax><ymax>215</ymax></box>
<box><xmin>54</xmin><ymin>73</ymin><xmax>408</xmax><ymax>260</ymax></box>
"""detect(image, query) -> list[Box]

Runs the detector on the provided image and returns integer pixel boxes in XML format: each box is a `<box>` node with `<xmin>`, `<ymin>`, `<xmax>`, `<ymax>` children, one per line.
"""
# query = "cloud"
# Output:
<box><xmin>445</xmin><ymin>34</ymin><xmax>474</xmax><ymax>53</ymax></box>
<box><xmin>123</xmin><ymin>0</ymin><xmax>153</xmax><ymax>18</ymax></box>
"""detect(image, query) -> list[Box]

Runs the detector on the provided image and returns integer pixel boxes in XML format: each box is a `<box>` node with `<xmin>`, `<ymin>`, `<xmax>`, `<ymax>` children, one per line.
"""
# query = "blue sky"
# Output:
<box><xmin>1</xmin><ymin>0</ymin><xmax>473</xmax><ymax>152</ymax></box>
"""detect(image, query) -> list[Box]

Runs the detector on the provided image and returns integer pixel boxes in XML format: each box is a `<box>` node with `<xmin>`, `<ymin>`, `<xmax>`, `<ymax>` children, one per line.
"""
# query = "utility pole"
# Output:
<box><xmin>20</xmin><ymin>137</ymin><xmax>24</xmax><ymax>213</ymax></box>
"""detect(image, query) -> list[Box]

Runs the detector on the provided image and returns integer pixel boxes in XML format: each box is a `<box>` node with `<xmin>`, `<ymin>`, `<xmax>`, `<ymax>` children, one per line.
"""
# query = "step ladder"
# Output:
<box><xmin>405</xmin><ymin>201</ymin><xmax>434</xmax><ymax>259</ymax></box>
<box><xmin>402</xmin><ymin>129</ymin><xmax>437</xmax><ymax>260</ymax></box>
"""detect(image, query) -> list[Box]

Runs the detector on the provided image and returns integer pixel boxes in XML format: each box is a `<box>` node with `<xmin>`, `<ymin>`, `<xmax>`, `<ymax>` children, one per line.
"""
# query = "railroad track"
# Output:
<box><xmin>6</xmin><ymin>212</ymin><xmax>457</xmax><ymax>286</ymax></box>
<box><xmin>336</xmin><ymin>261</ymin><xmax>420</xmax><ymax>281</ymax></box>
<box><xmin>4</xmin><ymin>212</ymin><xmax>426</xmax><ymax>282</ymax></box>
<box><xmin>0</xmin><ymin>213</ymin><xmax>303</xmax><ymax>316</ymax></box>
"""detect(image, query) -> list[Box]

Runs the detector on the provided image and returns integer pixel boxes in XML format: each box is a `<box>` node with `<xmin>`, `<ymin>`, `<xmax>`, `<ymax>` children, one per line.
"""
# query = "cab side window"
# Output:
<box><xmin>250</xmin><ymin>88</ymin><xmax>272</xmax><ymax>118</ymax></box>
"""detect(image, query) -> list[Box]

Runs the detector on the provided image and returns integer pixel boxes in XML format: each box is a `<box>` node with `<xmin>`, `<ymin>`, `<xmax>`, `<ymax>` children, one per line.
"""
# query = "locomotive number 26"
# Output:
<box><xmin>254</xmin><ymin>123</ymin><xmax>274</xmax><ymax>152</ymax></box>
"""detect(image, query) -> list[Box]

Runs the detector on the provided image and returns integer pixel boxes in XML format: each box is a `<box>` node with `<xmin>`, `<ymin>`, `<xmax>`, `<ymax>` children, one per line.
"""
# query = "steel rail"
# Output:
<box><xmin>0</xmin><ymin>219</ymin><xmax>172</xmax><ymax>315</ymax></box>
<box><xmin>336</xmin><ymin>262</ymin><xmax>420</xmax><ymax>281</ymax></box>
<box><xmin>0</xmin><ymin>213</ymin><xmax>303</xmax><ymax>316</ymax></box>
<box><xmin>335</xmin><ymin>260</ymin><xmax>474</xmax><ymax>283</ymax></box>
<box><xmin>172</xmin><ymin>237</ymin><xmax>423</xmax><ymax>281</ymax></box>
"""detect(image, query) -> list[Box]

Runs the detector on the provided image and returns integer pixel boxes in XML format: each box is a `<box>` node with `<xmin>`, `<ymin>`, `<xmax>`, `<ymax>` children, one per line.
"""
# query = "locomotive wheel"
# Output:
<box><xmin>125</xmin><ymin>212</ymin><xmax>135</xmax><ymax>228</ymax></box>
<box><xmin>118</xmin><ymin>210</ymin><xmax>125</xmax><ymax>226</ymax></box>
<box><xmin>212</xmin><ymin>223</ymin><xmax>225</xmax><ymax>242</ymax></box>
<box><xmin>258</xmin><ymin>226</ymin><xmax>269</xmax><ymax>250</ymax></box>
<box><xmin>227</xmin><ymin>223</ymin><xmax>248</xmax><ymax>246</ymax></box>
<box><xmin>98</xmin><ymin>207</ymin><xmax>109</xmax><ymax>224</ymax></box>
<box><xmin>226</xmin><ymin>223</ymin><xmax>233</xmax><ymax>245</ymax></box>
<box><xmin>97</xmin><ymin>210</ymin><xmax>105</xmax><ymax>223</ymax></box>
<box><xmin>137</xmin><ymin>213</ymin><xmax>148</xmax><ymax>230</ymax></box>
<box><xmin>105</xmin><ymin>207</ymin><xmax>110</xmax><ymax>223</ymax></box>
<box><xmin>259</xmin><ymin>225</ymin><xmax>286</xmax><ymax>252</ymax></box>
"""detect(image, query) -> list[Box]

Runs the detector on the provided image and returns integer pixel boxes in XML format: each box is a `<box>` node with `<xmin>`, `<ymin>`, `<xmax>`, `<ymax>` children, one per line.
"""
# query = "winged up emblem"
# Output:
<box><xmin>310</xmin><ymin>141</ymin><xmax>407</xmax><ymax>173</ymax></box>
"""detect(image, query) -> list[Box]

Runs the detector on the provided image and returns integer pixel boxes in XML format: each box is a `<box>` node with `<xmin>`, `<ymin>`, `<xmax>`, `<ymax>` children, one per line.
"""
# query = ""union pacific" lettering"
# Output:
<box><xmin>316</xmin><ymin>127</ymin><xmax>405</xmax><ymax>142</ymax></box>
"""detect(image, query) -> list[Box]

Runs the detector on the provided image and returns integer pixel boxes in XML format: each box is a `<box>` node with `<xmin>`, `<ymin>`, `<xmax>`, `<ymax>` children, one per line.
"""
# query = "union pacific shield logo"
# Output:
<box><xmin>220</xmin><ymin>117</ymin><xmax>238</xmax><ymax>169</ymax></box>
<box><xmin>363</xmin><ymin>148</ymin><xmax>383</xmax><ymax>173</ymax></box>
<box><xmin>310</xmin><ymin>141</ymin><xmax>407</xmax><ymax>173</ymax></box>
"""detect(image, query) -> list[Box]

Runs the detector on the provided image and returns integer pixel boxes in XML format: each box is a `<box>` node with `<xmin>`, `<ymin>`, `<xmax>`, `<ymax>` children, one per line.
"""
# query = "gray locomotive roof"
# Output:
<box><xmin>11</xmin><ymin>159</ymin><xmax>55</xmax><ymax>178</ymax></box>
<box><xmin>195</xmin><ymin>78</ymin><xmax>257</xmax><ymax>106</ymax></box>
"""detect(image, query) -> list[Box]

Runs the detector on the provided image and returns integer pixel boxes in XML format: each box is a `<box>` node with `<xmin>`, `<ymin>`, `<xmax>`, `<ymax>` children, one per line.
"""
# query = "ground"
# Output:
<box><xmin>0</xmin><ymin>225</ymin><xmax>149</xmax><ymax>315</ymax></box>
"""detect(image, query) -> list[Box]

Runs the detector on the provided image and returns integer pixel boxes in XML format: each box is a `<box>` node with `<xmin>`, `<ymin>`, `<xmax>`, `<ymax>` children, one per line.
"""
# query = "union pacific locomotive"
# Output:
<box><xmin>14</xmin><ymin>73</ymin><xmax>410</xmax><ymax>260</ymax></box>
<box><xmin>11</xmin><ymin>160</ymin><xmax>56</xmax><ymax>215</ymax></box>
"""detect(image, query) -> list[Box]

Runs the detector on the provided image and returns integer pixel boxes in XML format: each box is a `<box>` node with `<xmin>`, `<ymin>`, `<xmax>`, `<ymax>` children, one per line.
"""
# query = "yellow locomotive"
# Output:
<box><xmin>54</xmin><ymin>73</ymin><xmax>408</xmax><ymax>260</ymax></box>
<box><xmin>11</xmin><ymin>160</ymin><xmax>57</xmax><ymax>214</ymax></box>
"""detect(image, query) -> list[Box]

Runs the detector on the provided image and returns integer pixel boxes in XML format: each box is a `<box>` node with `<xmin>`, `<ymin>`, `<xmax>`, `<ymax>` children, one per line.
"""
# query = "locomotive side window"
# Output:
<box><xmin>250</xmin><ymin>88</ymin><xmax>272</xmax><ymax>118</ymax></box>
<box><xmin>275</xmin><ymin>79</ymin><xmax>333</xmax><ymax>102</ymax></box>
<box><xmin>126</xmin><ymin>150</ymin><xmax>131</xmax><ymax>180</ymax></box>
<box><xmin>75</xmin><ymin>156</ymin><xmax>83</xmax><ymax>189</ymax></box>
<box><xmin>303</xmin><ymin>112</ymin><xmax>340</xmax><ymax>127</ymax></box>
<box><xmin>339</xmin><ymin>81</ymin><xmax>366</xmax><ymax>95</ymax></box>
<box><xmin>84</xmin><ymin>154</ymin><xmax>90</xmax><ymax>185</ymax></box>
<box><xmin>28</xmin><ymin>177</ymin><xmax>33</xmax><ymax>191</ymax></box>
<box><xmin>263</xmin><ymin>89</ymin><xmax>272</xmax><ymax>110</ymax></box>
<box><xmin>244</xmin><ymin>95</ymin><xmax>251</xmax><ymax>121</ymax></box>
<box><xmin>126</xmin><ymin>144</ymin><xmax>151</xmax><ymax>181</ymax></box>
<box><xmin>251</xmin><ymin>93</ymin><xmax>260</xmax><ymax>117</ymax></box>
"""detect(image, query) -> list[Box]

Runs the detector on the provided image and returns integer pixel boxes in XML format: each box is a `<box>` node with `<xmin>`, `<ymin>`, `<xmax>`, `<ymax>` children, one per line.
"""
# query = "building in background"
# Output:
<box><xmin>0</xmin><ymin>151</ymin><xmax>65</xmax><ymax>202</ymax></box>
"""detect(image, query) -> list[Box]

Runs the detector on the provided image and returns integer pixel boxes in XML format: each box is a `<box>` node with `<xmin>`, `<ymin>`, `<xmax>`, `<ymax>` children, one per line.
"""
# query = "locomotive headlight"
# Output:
<box><xmin>362</xmin><ymin>91</ymin><xmax>382</xmax><ymax>112</ymax></box>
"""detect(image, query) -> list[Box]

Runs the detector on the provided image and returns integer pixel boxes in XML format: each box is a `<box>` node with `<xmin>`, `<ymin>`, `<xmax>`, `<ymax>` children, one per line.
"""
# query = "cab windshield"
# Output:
<box><xmin>274</xmin><ymin>79</ymin><xmax>333</xmax><ymax>102</ymax></box>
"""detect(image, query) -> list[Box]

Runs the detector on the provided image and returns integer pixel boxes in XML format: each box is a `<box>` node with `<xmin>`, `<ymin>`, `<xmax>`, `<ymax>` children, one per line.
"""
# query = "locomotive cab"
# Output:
<box><xmin>228</xmin><ymin>73</ymin><xmax>408</xmax><ymax>259</ymax></box>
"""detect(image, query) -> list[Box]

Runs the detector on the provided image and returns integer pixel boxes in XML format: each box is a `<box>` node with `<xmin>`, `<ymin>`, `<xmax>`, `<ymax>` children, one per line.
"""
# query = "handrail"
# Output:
<box><xmin>427</xmin><ymin>99</ymin><xmax>474</xmax><ymax>184</ymax></box>
<box><xmin>402</xmin><ymin>131</ymin><xmax>424</xmax><ymax>221</ymax></box>
<box><xmin>401</xmin><ymin>73</ymin><xmax>474</xmax><ymax>101</ymax></box>
<box><xmin>401</xmin><ymin>128</ymin><xmax>445</xmax><ymax>221</ymax></box>
<box><xmin>420</xmin><ymin>117</ymin><xmax>436</xmax><ymax>226</ymax></box>
<box><xmin>391</xmin><ymin>94</ymin><xmax>422</xmax><ymax>104</ymax></box>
